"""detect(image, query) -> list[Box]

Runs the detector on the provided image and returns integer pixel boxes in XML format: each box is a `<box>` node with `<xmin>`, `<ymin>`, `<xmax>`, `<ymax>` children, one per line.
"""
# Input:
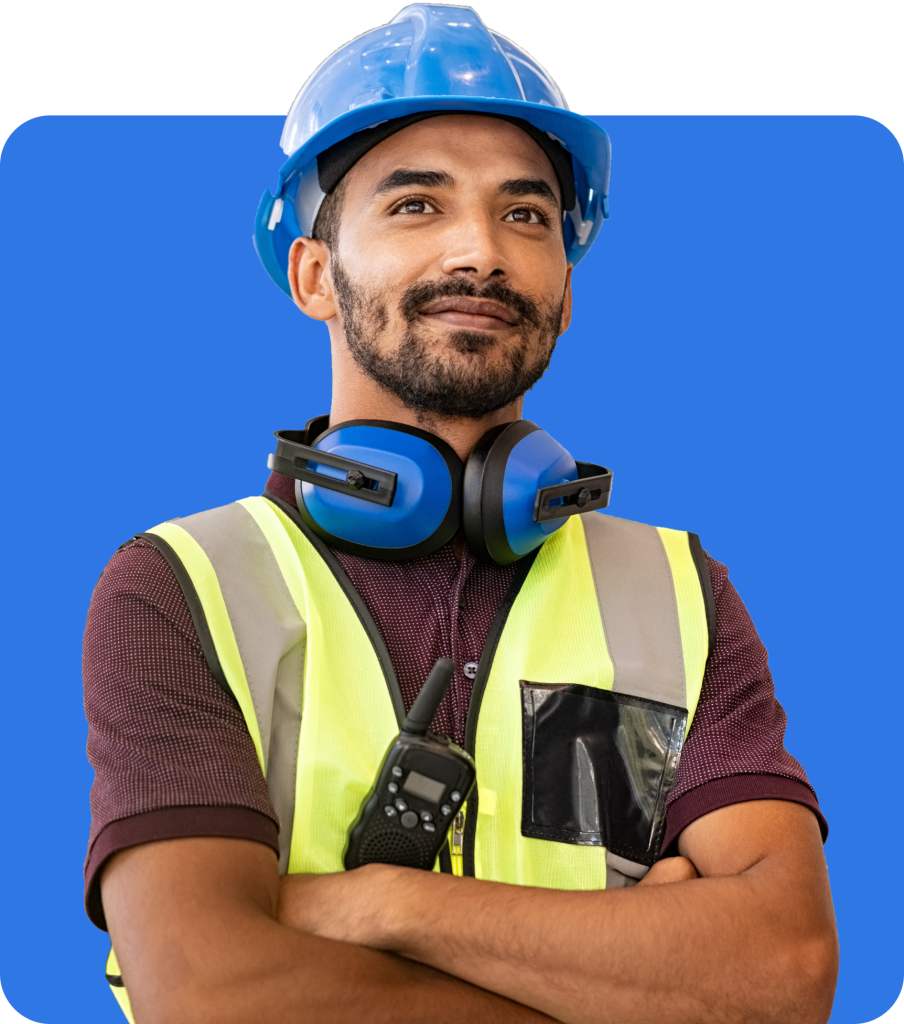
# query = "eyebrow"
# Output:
<box><xmin>372</xmin><ymin>169</ymin><xmax>455</xmax><ymax>196</ymax></box>
<box><xmin>371</xmin><ymin>169</ymin><xmax>561</xmax><ymax>211</ymax></box>
<box><xmin>498</xmin><ymin>177</ymin><xmax>560</xmax><ymax>209</ymax></box>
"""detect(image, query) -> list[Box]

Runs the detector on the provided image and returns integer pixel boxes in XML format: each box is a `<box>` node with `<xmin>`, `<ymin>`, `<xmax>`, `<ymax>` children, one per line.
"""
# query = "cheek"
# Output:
<box><xmin>340</xmin><ymin>219</ymin><xmax>438</xmax><ymax>284</ymax></box>
<box><xmin>337</xmin><ymin>247</ymin><xmax>438</xmax><ymax>327</ymax></box>
<box><xmin>389</xmin><ymin>237</ymin><xmax>437</xmax><ymax>275</ymax></box>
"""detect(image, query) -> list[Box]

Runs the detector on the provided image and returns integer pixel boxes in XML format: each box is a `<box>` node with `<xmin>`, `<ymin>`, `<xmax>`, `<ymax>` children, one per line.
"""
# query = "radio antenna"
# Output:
<box><xmin>403</xmin><ymin>658</ymin><xmax>455</xmax><ymax>735</ymax></box>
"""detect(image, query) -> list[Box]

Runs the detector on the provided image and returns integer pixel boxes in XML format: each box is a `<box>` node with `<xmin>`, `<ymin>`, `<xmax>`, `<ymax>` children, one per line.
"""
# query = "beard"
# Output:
<box><xmin>330</xmin><ymin>256</ymin><xmax>564</xmax><ymax>420</ymax></box>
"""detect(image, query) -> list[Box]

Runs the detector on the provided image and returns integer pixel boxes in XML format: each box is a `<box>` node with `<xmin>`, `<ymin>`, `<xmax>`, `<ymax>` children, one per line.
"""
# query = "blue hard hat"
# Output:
<box><xmin>253</xmin><ymin>4</ymin><xmax>611</xmax><ymax>296</ymax></box>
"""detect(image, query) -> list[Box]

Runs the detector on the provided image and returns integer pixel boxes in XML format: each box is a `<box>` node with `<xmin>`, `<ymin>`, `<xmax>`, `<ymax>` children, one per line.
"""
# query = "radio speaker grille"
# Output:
<box><xmin>358</xmin><ymin>827</ymin><xmax>430</xmax><ymax>868</ymax></box>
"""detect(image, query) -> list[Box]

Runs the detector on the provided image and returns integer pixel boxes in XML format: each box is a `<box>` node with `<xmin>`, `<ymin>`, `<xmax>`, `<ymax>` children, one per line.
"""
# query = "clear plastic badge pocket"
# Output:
<box><xmin>520</xmin><ymin>681</ymin><xmax>687</xmax><ymax>871</ymax></box>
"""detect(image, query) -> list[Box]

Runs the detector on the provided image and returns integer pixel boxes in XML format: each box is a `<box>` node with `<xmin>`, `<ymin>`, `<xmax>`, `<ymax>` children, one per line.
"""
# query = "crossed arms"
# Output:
<box><xmin>102</xmin><ymin>797</ymin><xmax>837</xmax><ymax>1024</ymax></box>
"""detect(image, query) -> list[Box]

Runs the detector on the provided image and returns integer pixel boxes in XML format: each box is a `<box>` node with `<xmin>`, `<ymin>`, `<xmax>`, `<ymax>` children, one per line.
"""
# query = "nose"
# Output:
<box><xmin>440</xmin><ymin>211</ymin><xmax>511</xmax><ymax>283</ymax></box>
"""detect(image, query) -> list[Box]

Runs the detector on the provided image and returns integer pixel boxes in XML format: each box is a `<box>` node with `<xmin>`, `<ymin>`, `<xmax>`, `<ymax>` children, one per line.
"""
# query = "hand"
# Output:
<box><xmin>637</xmin><ymin>855</ymin><xmax>699</xmax><ymax>886</ymax></box>
<box><xmin>277</xmin><ymin>863</ymin><xmax>400</xmax><ymax>947</ymax></box>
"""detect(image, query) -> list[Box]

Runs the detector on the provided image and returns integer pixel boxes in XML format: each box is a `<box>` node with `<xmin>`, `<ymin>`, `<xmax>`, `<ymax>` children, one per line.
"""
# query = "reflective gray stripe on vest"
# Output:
<box><xmin>175</xmin><ymin>502</ymin><xmax>305</xmax><ymax>873</ymax></box>
<box><xmin>581</xmin><ymin>512</ymin><xmax>687</xmax><ymax>884</ymax></box>
<box><xmin>581</xmin><ymin>512</ymin><xmax>686</xmax><ymax>709</ymax></box>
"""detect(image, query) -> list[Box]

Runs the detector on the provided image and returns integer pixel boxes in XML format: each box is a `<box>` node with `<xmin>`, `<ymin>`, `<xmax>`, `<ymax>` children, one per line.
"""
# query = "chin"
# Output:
<box><xmin>442</xmin><ymin>327</ymin><xmax>529</xmax><ymax>359</ymax></box>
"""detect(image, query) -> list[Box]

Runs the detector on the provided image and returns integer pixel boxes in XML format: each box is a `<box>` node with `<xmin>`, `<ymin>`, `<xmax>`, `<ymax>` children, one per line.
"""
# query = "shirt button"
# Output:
<box><xmin>463</xmin><ymin>661</ymin><xmax>478</xmax><ymax>680</ymax></box>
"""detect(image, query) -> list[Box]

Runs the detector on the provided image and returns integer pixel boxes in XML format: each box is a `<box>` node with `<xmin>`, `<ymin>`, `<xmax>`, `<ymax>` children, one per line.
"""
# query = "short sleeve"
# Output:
<box><xmin>661</xmin><ymin>554</ymin><xmax>827</xmax><ymax>850</ymax></box>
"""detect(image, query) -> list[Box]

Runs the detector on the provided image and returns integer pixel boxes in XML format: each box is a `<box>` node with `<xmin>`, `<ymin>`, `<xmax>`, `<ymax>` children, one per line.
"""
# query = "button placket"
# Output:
<box><xmin>449</xmin><ymin>547</ymin><xmax>477</xmax><ymax>744</ymax></box>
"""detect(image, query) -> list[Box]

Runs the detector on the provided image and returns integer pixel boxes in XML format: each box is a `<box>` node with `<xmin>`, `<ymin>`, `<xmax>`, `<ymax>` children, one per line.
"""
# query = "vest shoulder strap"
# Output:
<box><xmin>145</xmin><ymin>497</ymin><xmax>308</xmax><ymax>872</ymax></box>
<box><xmin>136</xmin><ymin>526</ymin><xmax>236</xmax><ymax>708</ymax></box>
<box><xmin>582</xmin><ymin>513</ymin><xmax>684</xmax><ymax>707</ymax></box>
<box><xmin>580</xmin><ymin>513</ymin><xmax>711</xmax><ymax>722</ymax></box>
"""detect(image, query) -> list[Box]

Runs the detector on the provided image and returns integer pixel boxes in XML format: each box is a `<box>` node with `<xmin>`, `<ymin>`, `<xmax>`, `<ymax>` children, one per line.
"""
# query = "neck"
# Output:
<box><xmin>327</xmin><ymin>335</ymin><xmax>523</xmax><ymax>462</ymax></box>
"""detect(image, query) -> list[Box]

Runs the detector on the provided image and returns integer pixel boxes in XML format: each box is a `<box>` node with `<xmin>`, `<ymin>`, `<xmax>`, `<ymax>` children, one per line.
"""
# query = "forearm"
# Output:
<box><xmin>103</xmin><ymin>839</ymin><xmax>557</xmax><ymax>1024</ymax></box>
<box><xmin>376</xmin><ymin>864</ymin><xmax>834</xmax><ymax>1024</ymax></box>
<box><xmin>278</xmin><ymin>804</ymin><xmax>837</xmax><ymax>1024</ymax></box>
<box><xmin>135</xmin><ymin>914</ymin><xmax>557</xmax><ymax>1024</ymax></box>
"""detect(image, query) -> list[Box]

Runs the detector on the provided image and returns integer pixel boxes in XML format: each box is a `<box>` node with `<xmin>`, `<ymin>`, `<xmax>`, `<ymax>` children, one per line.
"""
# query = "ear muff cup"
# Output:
<box><xmin>296</xmin><ymin>420</ymin><xmax>464</xmax><ymax>561</ymax></box>
<box><xmin>463</xmin><ymin>421</ymin><xmax>579</xmax><ymax>565</ymax></box>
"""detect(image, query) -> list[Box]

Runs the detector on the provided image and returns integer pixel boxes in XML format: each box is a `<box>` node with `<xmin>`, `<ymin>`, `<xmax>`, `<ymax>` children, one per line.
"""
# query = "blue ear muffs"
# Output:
<box><xmin>270</xmin><ymin>419</ymin><xmax>464</xmax><ymax>561</ymax></box>
<box><xmin>267</xmin><ymin>417</ymin><xmax>612</xmax><ymax>564</ymax></box>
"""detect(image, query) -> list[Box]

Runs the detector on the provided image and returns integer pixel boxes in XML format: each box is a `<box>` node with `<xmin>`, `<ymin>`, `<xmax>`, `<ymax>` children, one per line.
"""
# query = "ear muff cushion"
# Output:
<box><xmin>462</xmin><ymin>421</ymin><xmax>511</xmax><ymax>569</ymax></box>
<box><xmin>297</xmin><ymin>420</ymin><xmax>463</xmax><ymax>560</ymax></box>
<box><xmin>463</xmin><ymin>421</ymin><xmax>539</xmax><ymax>564</ymax></box>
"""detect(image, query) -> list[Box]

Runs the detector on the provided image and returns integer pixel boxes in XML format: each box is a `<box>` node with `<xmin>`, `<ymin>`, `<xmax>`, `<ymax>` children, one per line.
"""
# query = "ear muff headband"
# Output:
<box><xmin>281</xmin><ymin>420</ymin><xmax>464</xmax><ymax>561</ymax></box>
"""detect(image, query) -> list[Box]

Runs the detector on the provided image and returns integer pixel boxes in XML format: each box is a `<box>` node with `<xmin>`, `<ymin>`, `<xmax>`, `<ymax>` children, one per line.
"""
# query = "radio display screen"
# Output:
<box><xmin>402</xmin><ymin>770</ymin><xmax>446</xmax><ymax>804</ymax></box>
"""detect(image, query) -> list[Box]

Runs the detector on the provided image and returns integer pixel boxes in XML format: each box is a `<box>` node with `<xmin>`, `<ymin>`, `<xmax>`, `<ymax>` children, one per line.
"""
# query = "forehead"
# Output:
<box><xmin>345</xmin><ymin>114</ymin><xmax>559</xmax><ymax>194</ymax></box>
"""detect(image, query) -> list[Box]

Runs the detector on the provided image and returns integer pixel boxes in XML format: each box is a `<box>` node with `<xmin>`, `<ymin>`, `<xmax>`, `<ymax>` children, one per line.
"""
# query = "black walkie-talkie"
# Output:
<box><xmin>344</xmin><ymin>658</ymin><xmax>476</xmax><ymax>871</ymax></box>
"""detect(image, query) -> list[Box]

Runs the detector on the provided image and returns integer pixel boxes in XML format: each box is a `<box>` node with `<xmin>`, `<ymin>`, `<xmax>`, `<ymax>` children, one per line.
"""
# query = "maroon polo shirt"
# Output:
<box><xmin>82</xmin><ymin>470</ymin><xmax>826</xmax><ymax>930</ymax></box>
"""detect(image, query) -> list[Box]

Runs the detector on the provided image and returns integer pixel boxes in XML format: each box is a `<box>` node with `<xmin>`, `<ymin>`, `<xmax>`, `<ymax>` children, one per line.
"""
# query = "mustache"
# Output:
<box><xmin>399</xmin><ymin>277</ymin><xmax>544</xmax><ymax>330</ymax></box>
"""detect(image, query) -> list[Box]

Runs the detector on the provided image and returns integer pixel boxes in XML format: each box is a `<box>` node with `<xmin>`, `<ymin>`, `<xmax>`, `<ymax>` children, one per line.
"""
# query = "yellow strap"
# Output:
<box><xmin>449</xmin><ymin>803</ymin><xmax>467</xmax><ymax>877</ymax></box>
<box><xmin>656</xmin><ymin>526</ymin><xmax>709</xmax><ymax>730</ymax></box>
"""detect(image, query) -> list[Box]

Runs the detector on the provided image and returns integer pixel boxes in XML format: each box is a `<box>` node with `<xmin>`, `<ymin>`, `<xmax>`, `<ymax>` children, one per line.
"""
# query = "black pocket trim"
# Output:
<box><xmin>520</xmin><ymin>682</ymin><xmax>687</xmax><ymax>866</ymax></box>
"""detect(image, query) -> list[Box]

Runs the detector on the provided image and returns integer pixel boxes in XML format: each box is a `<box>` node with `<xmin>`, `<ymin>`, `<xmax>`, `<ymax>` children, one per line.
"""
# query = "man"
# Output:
<box><xmin>83</xmin><ymin>6</ymin><xmax>839</xmax><ymax>1023</ymax></box>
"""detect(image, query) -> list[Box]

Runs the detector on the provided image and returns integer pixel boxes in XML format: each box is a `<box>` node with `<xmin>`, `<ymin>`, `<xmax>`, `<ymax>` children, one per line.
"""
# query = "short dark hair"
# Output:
<box><xmin>311</xmin><ymin>176</ymin><xmax>349</xmax><ymax>250</ymax></box>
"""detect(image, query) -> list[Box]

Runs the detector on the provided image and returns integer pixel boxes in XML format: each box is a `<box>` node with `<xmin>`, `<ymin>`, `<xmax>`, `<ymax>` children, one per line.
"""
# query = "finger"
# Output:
<box><xmin>637</xmin><ymin>856</ymin><xmax>699</xmax><ymax>886</ymax></box>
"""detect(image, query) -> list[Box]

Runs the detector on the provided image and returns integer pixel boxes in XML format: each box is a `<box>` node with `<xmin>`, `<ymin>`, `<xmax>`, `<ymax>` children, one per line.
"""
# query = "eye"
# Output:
<box><xmin>505</xmin><ymin>207</ymin><xmax>544</xmax><ymax>225</ymax></box>
<box><xmin>394</xmin><ymin>198</ymin><xmax>437</xmax><ymax>215</ymax></box>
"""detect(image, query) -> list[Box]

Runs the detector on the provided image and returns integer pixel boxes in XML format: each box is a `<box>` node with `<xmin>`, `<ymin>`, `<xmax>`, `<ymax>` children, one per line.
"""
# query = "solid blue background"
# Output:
<box><xmin>0</xmin><ymin>115</ymin><xmax>901</xmax><ymax>1022</ymax></box>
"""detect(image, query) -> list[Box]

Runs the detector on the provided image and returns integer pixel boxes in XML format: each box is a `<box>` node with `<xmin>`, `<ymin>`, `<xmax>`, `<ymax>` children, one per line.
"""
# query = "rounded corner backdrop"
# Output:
<box><xmin>0</xmin><ymin>114</ymin><xmax>902</xmax><ymax>1023</ymax></box>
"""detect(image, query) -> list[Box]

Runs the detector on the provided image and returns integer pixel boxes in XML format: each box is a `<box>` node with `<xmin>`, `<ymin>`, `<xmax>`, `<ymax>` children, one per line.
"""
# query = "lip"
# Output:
<box><xmin>418</xmin><ymin>296</ymin><xmax>518</xmax><ymax>327</ymax></box>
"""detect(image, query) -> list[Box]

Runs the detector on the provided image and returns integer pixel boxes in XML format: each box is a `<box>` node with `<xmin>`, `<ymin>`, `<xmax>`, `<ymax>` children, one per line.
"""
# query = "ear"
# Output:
<box><xmin>558</xmin><ymin>264</ymin><xmax>574</xmax><ymax>335</ymax></box>
<box><xmin>288</xmin><ymin>236</ymin><xmax>338</xmax><ymax>321</ymax></box>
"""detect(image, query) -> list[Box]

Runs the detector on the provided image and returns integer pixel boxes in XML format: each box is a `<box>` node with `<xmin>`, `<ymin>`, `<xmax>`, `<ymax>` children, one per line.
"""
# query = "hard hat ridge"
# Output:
<box><xmin>254</xmin><ymin>4</ymin><xmax>611</xmax><ymax>296</ymax></box>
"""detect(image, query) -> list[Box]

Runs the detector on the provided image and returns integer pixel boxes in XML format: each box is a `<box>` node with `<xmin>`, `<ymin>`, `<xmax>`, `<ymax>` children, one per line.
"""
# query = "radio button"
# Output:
<box><xmin>450</xmin><ymin>791</ymin><xmax>462</xmax><ymax>803</ymax></box>
<box><xmin>422</xmin><ymin>822</ymin><xmax>436</xmax><ymax>833</ymax></box>
<box><xmin>387</xmin><ymin>782</ymin><xmax>399</xmax><ymax>794</ymax></box>
<box><xmin>391</xmin><ymin>766</ymin><xmax>404</xmax><ymax>778</ymax></box>
<box><xmin>383</xmin><ymin>805</ymin><xmax>397</xmax><ymax>818</ymax></box>
<box><xmin>420</xmin><ymin>811</ymin><xmax>433</xmax><ymax>823</ymax></box>
<box><xmin>394</xmin><ymin>799</ymin><xmax>408</xmax><ymax>812</ymax></box>
<box><xmin>440</xmin><ymin>804</ymin><xmax>452</xmax><ymax>816</ymax></box>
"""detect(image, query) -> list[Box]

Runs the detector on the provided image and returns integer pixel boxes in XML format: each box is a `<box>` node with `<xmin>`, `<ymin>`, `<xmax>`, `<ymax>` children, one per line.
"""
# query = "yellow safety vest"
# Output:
<box><xmin>105</xmin><ymin>493</ymin><xmax>713</xmax><ymax>1021</ymax></box>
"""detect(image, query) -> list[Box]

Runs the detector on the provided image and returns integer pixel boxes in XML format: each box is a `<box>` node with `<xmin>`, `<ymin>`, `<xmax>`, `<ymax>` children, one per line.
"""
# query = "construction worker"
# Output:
<box><xmin>83</xmin><ymin>6</ymin><xmax>839</xmax><ymax>1022</ymax></box>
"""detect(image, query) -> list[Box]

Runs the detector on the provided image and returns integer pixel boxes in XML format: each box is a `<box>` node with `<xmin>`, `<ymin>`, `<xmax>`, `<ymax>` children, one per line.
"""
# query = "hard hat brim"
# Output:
<box><xmin>278</xmin><ymin>96</ymin><xmax>609</xmax><ymax>198</ymax></box>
